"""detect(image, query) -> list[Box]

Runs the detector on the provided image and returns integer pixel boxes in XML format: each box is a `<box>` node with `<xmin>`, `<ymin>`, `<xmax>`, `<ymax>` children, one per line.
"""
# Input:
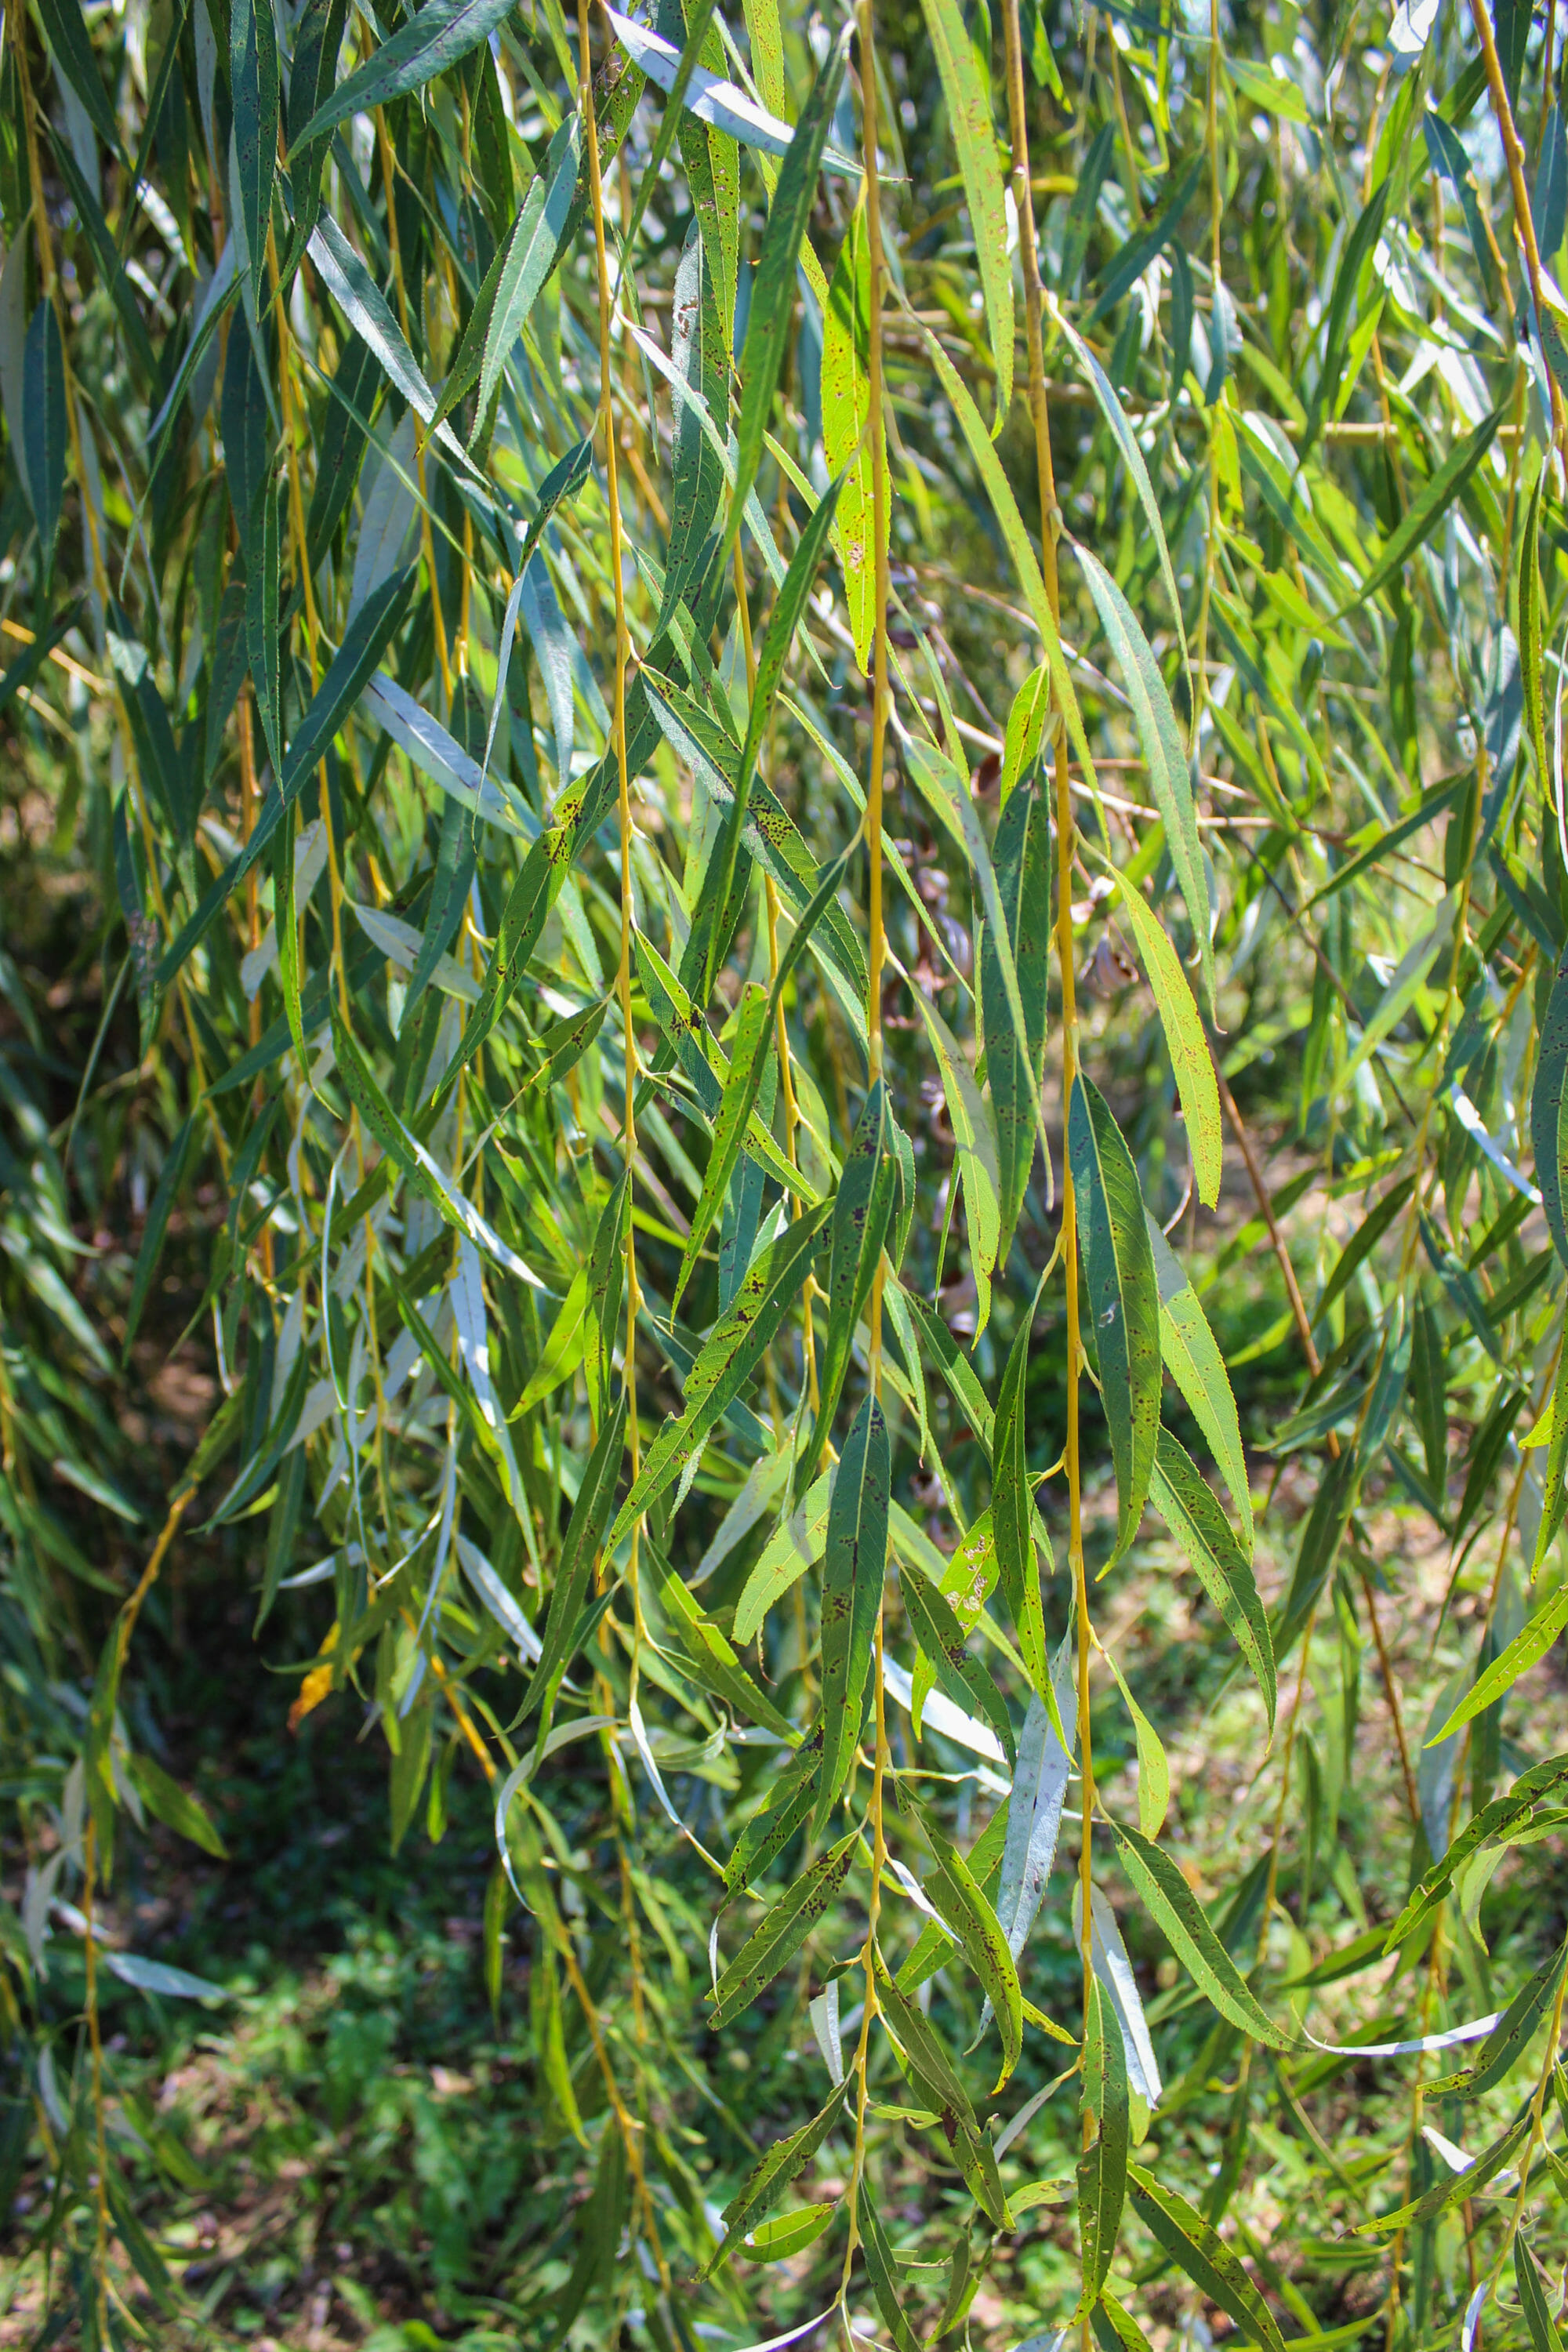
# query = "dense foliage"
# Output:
<box><xmin>7</xmin><ymin>0</ymin><xmax>1568</xmax><ymax>2339</ymax></box>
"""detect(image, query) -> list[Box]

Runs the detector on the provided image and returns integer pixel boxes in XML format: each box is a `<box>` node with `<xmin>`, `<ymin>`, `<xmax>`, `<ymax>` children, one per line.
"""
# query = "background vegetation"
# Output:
<box><xmin>4</xmin><ymin>0</ymin><xmax>1568</xmax><ymax>2341</ymax></box>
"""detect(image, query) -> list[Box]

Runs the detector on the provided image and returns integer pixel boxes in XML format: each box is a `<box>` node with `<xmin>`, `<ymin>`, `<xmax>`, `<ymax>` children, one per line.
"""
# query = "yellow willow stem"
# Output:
<box><xmin>841</xmin><ymin>0</ymin><xmax>893</xmax><ymax>2291</ymax></box>
<box><xmin>1000</xmin><ymin>0</ymin><xmax>1092</xmax><ymax>2274</ymax></box>
<box><xmin>583</xmin><ymin>0</ymin><xmax>644</xmax><ymax>1674</ymax></box>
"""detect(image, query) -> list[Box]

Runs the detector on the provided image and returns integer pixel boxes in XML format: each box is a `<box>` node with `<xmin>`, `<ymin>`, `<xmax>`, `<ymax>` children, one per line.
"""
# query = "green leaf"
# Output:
<box><xmin>1074</xmin><ymin>553</ymin><xmax>1211</xmax><ymax>1018</ymax></box>
<box><xmin>1127</xmin><ymin>2165</ymin><xmax>1288</xmax><ymax>2352</ymax></box>
<box><xmin>898</xmin><ymin>1556</ymin><xmax>1017</xmax><ymax>1768</ymax></box>
<box><xmin>127</xmin><ymin>1755</ymin><xmax>229</xmax><ymax>1858</ymax></box>
<box><xmin>477</xmin><ymin>117</ymin><xmax>582</xmax><ymax>433</ymax></box>
<box><xmin>810</xmin><ymin>1079</ymin><xmax>895</xmax><ymax>1467</ymax></box>
<box><xmin>518</xmin><ymin>1396</ymin><xmax>628</xmax><ymax>1724</ymax></box>
<box><xmin>230</xmin><ymin>0</ymin><xmax>279</xmax><ymax>321</ymax></box>
<box><xmin>515</xmin><ymin>1269</ymin><xmax>590</xmax><ymax>1415</ymax></box>
<box><xmin>1344</xmin><ymin>401</ymin><xmax>1506</xmax><ymax>612</ymax></box>
<box><xmin>856</xmin><ymin>2182</ymin><xmax>923</xmax><ymax>2352</ymax></box>
<box><xmin>1051</xmin><ymin>308</ymin><xmax>1189</xmax><ymax>687</ymax></box>
<box><xmin>709</xmin><ymin>1828</ymin><xmax>856</xmax><ymax>2027</ymax></box>
<box><xmin>655</xmin><ymin>1559</ymin><xmax>797</xmax><ymax>1743</ymax></box>
<box><xmin>924</xmin><ymin>1818</ymin><xmax>1023</xmax><ymax>2086</ymax></box>
<box><xmin>1107</xmin><ymin>866</ymin><xmax>1221</xmax><ymax>1199</ymax></box>
<box><xmin>916</xmin><ymin>0</ymin><xmax>1013</xmax><ymax>421</ymax></box>
<box><xmin>914</xmin><ymin>318</ymin><xmax>1107</xmax><ymax>833</ymax></box>
<box><xmin>707</xmin><ymin>2082</ymin><xmax>850</xmax><ymax>2270</ymax></box>
<box><xmin>1534</xmin><ymin>947</ymin><xmax>1568</xmax><ymax>1269</ymax></box>
<box><xmin>1536</xmin><ymin>1342</ymin><xmax>1568</xmax><ymax>1573</ymax></box>
<box><xmin>873</xmin><ymin>1950</ymin><xmax>1011</xmax><ymax>2225</ymax></box>
<box><xmin>1070</xmin><ymin>1076</ymin><xmax>1160</xmax><ymax>1563</ymax></box>
<box><xmin>822</xmin><ymin>195</ymin><xmax>882</xmax><ymax>672</ymax></box>
<box><xmin>1087</xmin><ymin>156</ymin><xmax>1203</xmax><ymax>322</ymax></box>
<box><xmin>21</xmin><ymin>299</ymin><xmax>66</xmax><ymax>572</ymax></box>
<box><xmin>1430</xmin><ymin>1935</ymin><xmax>1568</xmax><ymax>2098</ymax></box>
<box><xmin>993</xmin><ymin>1294</ymin><xmax>1047</xmax><ymax>1693</ymax></box>
<box><xmin>274</xmin><ymin>801</ymin><xmax>304</xmax><ymax>1064</ymax></box>
<box><xmin>1359</xmin><ymin>2111</ymin><xmax>1532</xmax><ymax>2234</ymax></box>
<box><xmin>36</xmin><ymin>0</ymin><xmax>125</xmax><ymax>162</ymax></box>
<box><xmin>731</xmin><ymin>38</ymin><xmax>847</xmax><ymax>532</ymax></box>
<box><xmin>1426</xmin><ymin>1584</ymin><xmax>1568</xmax><ymax>1744</ymax></box>
<box><xmin>123</xmin><ymin>1116</ymin><xmax>198</xmax><ymax>1359</ymax></box>
<box><xmin>1150</xmin><ymin>1428</ymin><xmax>1273</xmax><ymax>1727</ymax></box>
<box><xmin>1075</xmin><ymin>1976</ymin><xmax>1130</xmax><ymax>2317</ymax></box>
<box><xmin>1148</xmin><ymin>1223</ymin><xmax>1251</xmax><ymax>1551</ymax></box>
<box><xmin>814</xmin><ymin>1392</ymin><xmax>891</xmax><ymax>1825</ymax></box>
<box><xmin>608</xmin><ymin>1206</ymin><xmax>829</xmax><ymax>1548</ymax></box>
<box><xmin>984</xmin><ymin>778</ymin><xmax>1052</xmax><ymax>1261</ymax></box>
<box><xmin>280</xmin><ymin>0</ymin><xmax>350</xmax><ymax>276</ymax></box>
<box><xmin>742</xmin><ymin>2204</ymin><xmax>836</xmax><ymax>2261</ymax></box>
<box><xmin>1515</xmin><ymin>2240</ymin><xmax>1566</xmax><ymax>2352</ymax></box>
<box><xmin>290</xmin><ymin>0</ymin><xmax>521</xmax><ymax>149</ymax></box>
<box><xmin>1109</xmin><ymin>1819</ymin><xmax>1297</xmax><ymax>2049</ymax></box>
<box><xmin>1102</xmin><ymin>1650</ymin><xmax>1170</xmax><ymax>1838</ymax></box>
<box><xmin>1310</xmin><ymin>179</ymin><xmax>1391</xmax><ymax>438</ymax></box>
<box><xmin>913</xmin><ymin>989</ymin><xmax>1002</xmax><ymax>1336</ymax></box>
<box><xmin>672</xmin><ymin>982</ymin><xmax>775</xmax><ymax>1312</ymax></box>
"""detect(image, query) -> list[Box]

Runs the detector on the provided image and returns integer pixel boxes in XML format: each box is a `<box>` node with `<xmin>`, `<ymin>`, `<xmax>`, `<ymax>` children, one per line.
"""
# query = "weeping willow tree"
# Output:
<box><xmin>7</xmin><ymin>0</ymin><xmax>1568</xmax><ymax>2336</ymax></box>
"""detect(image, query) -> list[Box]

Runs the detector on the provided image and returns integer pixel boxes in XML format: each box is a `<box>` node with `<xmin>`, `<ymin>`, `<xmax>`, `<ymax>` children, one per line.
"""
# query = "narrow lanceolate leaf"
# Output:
<box><xmin>1384</xmin><ymin>1751</ymin><xmax>1568</xmax><ymax>1950</ymax></box>
<box><xmin>1109</xmin><ymin>870</ymin><xmax>1221</xmax><ymax>1202</ymax></box>
<box><xmin>1109</xmin><ymin>1820</ymin><xmax>1298</xmax><ymax>2051</ymax></box>
<box><xmin>123</xmin><ymin>1118</ymin><xmax>198</xmax><ymax>1357</ymax></box>
<box><xmin>823</xmin><ymin>196</ymin><xmax>880</xmax><ymax>672</ymax></box>
<box><xmin>814</xmin><ymin>1394</ymin><xmax>891</xmax><ymax>1827</ymax></box>
<box><xmin>709</xmin><ymin>1830</ymin><xmax>857</xmax><ymax>2027</ymax></box>
<box><xmin>1520</xmin><ymin>463</ymin><xmax>1549</xmax><ymax>795</ymax></box>
<box><xmin>996</xmin><ymin>1671</ymin><xmax>1076</xmax><ymax>1965</ymax></box>
<box><xmin>1075</xmin><ymin>1977</ymin><xmax>1129</xmax><ymax>2318</ymax></box>
<box><xmin>281</xmin><ymin>0</ymin><xmax>350</xmax><ymax>274</ymax></box>
<box><xmin>1427</xmin><ymin>1584</ymin><xmax>1568</xmax><ymax>1742</ymax></box>
<box><xmin>36</xmin><ymin>0</ymin><xmax>124</xmax><ymax>162</ymax></box>
<box><xmin>1533</xmin><ymin>946</ymin><xmax>1568</xmax><ymax>1269</ymax></box>
<box><xmin>1127</xmin><ymin>2166</ymin><xmax>1288</xmax><ymax>2352</ymax></box>
<box><xmin>609</xmin><ymin>1207</ymin><xmax>829</xmax><ymax>1548</ymax></box>
<box><xmin>230</xmin><ymin>0</ymin><xmax>278</xmax><ymax>320</ymax></box>
<box><xmin>993</xmin><ymin>1301</ymin><xmax>1047</xmax><ymax>1693</ymax></box>
<box><xmin>1148</xmin><ymin>1223</ymin><xmax>1252</xmax><ymax>1552</ymax></box>
<box><xmin>1070</xmin><ymin>1076</ymin><xmax>1160</xmax><ymax>1562</ymax></box>
<box><xmin>916</xmin><ymin>0</ymin><xmax>1013</xmax><ymax>420</ymax></box>
<box><xmin>274</xmin><ymin>804</ymin><xmax>304</xmax><ymax>1062</ymax></box>
<box><xmin>247</xmin><ymin>478</ymin><xmax>282</xmax><ymax>775</ymax></box>
<box><xmin>1075</xmin><ymin>550</ymin><xmax>1212</xmax><ymax>1018</ymax></box>
<box><xmin>924</xmin><ymin>1820</ymin><xmax>1022</xmax><ymax>2086</ymax></box>
<box><xmin>519</xmin><ymin>1396</ymin><xmax>626</xmax><ymax>1721</ymax></box>
<box><xmin>857</xmin><ymin>2183</ymin><xmax>924</xmax><ymax>2352</ymax></box>
<box><xmin>873</xmin><ymin>1952</ymin><xmax>1011</xmax><ymax>2225</ymax></box>
<box><xmin>673</xmin><ymin>983</ymin><xmax>774</xmax><ymax>1312</ymax></box>
<box><xmin>475</xmin><ymin>117</ymin><xmax>581</xmax><ymax>432</ymax></box>
<box><xmin>1150</xmin><ymin>1429</ymin><xmax>1273</xmax><ymax>1729</ymax></box>
<box><xmin>1359</xmin><ymin>2112</ymin><xmax>1533</xmax><ymax>2234</ymax></box>
<box><xmin>1430</xmin><ymin>1936</ymin><xmax>1568</xmax><ymax>2099</ymax></box>
<box><xmin>1051</xmin><ymin>306</ymin><xmax>1189</xmax><ymax>682</ymax></box>
<box><xmin>810</xmin><ymin>1080</ymin><xmax>895</xmax><ymax>1469</ymax></box>
<box><xmin>983</xmin><ymin>777</ymin><xmax>1051</xmax><ymax>1261</ymax></box>
<box><xmin>731</xmin><ymin>38</ymin><xmax>847</xmax><ymax>534</ymax></box>
<box><xmin>290</xmin><ymin>0</ymin><xmax>520</xmax><ymax>148</ymax></box>
<box><xmin>899</xmin><ymin>1563</ymin><xmax>1016</xmax><ymax>1767</ymax></box>
<box><xmin>21</xmin><ymin>301</ymin><xmax>66</xmax><ymax>570</ymax></box>
<box><xmin>705</xmin><ymin>2082</ymin><xmax>849</xmax><ymax>2271</ymax></box>
<box><xmin>1345</xmin><ymin>401</ymin><xmax>1506</xmax><ymax>612</ymax></box>
<box><xmin>1515</xmin><ymin>2239</ymin><xmax>1565</xmax><ymax>2352</ymax></box>
<box><xmin>915</xmin><ymin>990</ymin><xmax>1002</xmax><ymax>1335</ymax></box>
